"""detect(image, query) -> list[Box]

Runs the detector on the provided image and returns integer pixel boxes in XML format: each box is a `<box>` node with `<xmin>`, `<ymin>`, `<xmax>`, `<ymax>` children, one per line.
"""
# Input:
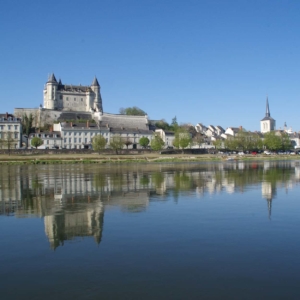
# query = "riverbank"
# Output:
<box><xmin>0</xmin><ymin>152</ymin><xmax>298</xmax><ymax>165</ymax></box>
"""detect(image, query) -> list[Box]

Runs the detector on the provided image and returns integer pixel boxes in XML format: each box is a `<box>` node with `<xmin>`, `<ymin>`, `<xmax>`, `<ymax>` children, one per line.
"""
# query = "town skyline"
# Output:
<box><xmin>1</xmin><ymin>1</ymin><xmax>300</xmax><ymax>131</ymax></box>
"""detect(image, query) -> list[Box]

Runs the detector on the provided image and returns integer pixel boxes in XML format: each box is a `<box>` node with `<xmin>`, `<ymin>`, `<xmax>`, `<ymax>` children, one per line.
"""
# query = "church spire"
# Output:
<box><xmin>265</xmin><ymin>96</ymin><xmax>270</xmax><ymax>118</ymax></box>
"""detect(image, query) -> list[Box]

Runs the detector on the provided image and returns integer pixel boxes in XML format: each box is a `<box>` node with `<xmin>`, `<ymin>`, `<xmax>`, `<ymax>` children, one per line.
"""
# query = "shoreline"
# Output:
<box><xmin>0</xmin><ymin>153</ymin><xmax>298</xmax><ymax>165</ymax></box>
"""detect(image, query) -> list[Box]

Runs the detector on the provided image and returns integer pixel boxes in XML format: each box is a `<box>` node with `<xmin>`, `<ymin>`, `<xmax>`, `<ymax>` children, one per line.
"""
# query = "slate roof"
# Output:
<box><xmin>99</xmin><ymin>113</ymin><xmax>149</xmax><ymax>130</ymax></box>
<box><xmin>57</xmin><ymin>112</ymin><xmax>93</xmax><ymax>121</ymax></box>
<box><xmin>261</xmin><ymin>116</ymin><xmax>275</xmax><ymax>121</ymax></box>
<box><xmin>91</xmin><ymin>77</ymin><xmax>100</xmax><ymax>86</ymax></box>
<box><xmin>47</xmin><ymin>73</ymin><xmax>57</xmax><ymax>83</ymax></box>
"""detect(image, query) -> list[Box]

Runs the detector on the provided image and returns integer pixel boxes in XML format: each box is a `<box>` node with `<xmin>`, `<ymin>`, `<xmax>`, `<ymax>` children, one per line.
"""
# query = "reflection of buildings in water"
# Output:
<box><xmin>105</xmin><ymin>191</ymin><xmax>149</xmax><ymax>212</ymax></box>
<box><xmin>44</xmin><ymin>198</ymin><xmax>104</xmax><ymax>249</ymax></box>
<box><xmin>0</xmin><ymin>166</ymin><xmax>22</xmax><ymax>215</ymax></box>
<box><xmin>2</xmin><ymin>162</ymin><xmax>300</xmax><ymax>223</ymax></box>
<box><xmin>261</xmin><ymin>181</ymin><xmax>276</xmax><ymax>219</ymax></box>
<box><xmin>263</xmin><ymin>161</ymin><xmax>271</xmax><ymax>171</ymax></box>
<box><xmin>238</xmin><ymin>162</ymin><xmax>245</xmax><ymax>170</ymax></box>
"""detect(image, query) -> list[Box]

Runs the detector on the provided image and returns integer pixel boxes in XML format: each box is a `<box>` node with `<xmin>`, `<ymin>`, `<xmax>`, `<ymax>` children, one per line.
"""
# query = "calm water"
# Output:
<box><xmin>1</xmin><ymin>161</ymin><xmax>300</xmax><ymax>299</ymax></box>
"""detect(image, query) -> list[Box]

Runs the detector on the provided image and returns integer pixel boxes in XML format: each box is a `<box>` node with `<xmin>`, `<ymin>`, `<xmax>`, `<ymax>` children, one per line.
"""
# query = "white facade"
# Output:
<box><xmin>0</xmin><ymin>113</ymin><xmax>22</xmax><ymax>149</ymax></box>
<box><xmin>43</xmin><ymin>74</ymin><xmax>103</xmax><ymax>113</ymax></box>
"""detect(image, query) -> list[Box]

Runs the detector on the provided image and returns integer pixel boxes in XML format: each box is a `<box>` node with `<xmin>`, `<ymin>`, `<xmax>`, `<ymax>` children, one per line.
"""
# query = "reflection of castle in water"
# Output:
<box><xmin>44</xmin><ymin>197</ymin><xmax>104</xmax><ymax>249</ymax></box>
<box><xmin>1</xmin><ymin>161</ymin><xmax>300</xmax><ymax>247</ymax></box>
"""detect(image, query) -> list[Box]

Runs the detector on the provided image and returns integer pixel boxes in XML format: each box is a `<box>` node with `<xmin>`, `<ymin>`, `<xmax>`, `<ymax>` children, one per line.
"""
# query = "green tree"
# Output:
<box><xmin>213</xmin><ymin>139</ymin><xmax>223</xmax><ymax>151</ymax></box>
<box><xmin>150</xmin><ymin>134</ymin><xmax>165</xmax><ymax>151</ymax></box>
<box><xmin>31</xmin><ymin>137</ymin><xmax>43</xmax><ymax>149</ymax></box>
<box><xmin>92</xmin><ymin>134</ymin><xmax>106</xmax><ymax>153</ymax></box>
<box><xmin>173</xmin><ymin>128</ymin><xmax>191</xmax><ymax>153</ymax></box>
<box><xmin>1</xmin><ymin>132</ymin><xmax>15</xmax><ymax>155</ymax></box>
<box><xmin>263</xmin><ymin>132</ymin><xmax>282</xmax><ymax>151</ymax></box>
<box><xmin>22</xmin><ymin>113</ymin><xmax>34</xmax><ymax>136</ymax></box>
<box><xmin>192</xmin><ymin>133</ymin><xmax>205</xmax><ymax>148</ymax></box>
<box><xmin>119</xmin><ymin>107</ymin><xmax>147</xmax><ymax>116</ymax></box>
<box><xmin>171</xmin><ymin>116</ymin><xmax>178</xmax><ymax>128</ymax></box>
<box><xmin>155</xmin><ymin>120</ymin><xmax>171</xmax><ymax>131</ymax></box>
<box><xmin>281</xmin><ymin>132</ymin><xmax>292</xmax><ymax>151</ymax></box>
<box><xmin>139</xmin><ymin>136</ymin><xmax>150</xmax><ymax>148</ymax></box>
<box><xmin>124</xmin><ymin>138</ymin><xmax>133</xmax><ymax>149</ymax></box>
<box><xmin>109</xmin><ymin>134</ymin><xmax>124</xmax><ymax>154</ymax></box>
<box><xmin>224</xmin><ymin>136</ymin><xmax>238</xmax><ymax>151</ymax></box>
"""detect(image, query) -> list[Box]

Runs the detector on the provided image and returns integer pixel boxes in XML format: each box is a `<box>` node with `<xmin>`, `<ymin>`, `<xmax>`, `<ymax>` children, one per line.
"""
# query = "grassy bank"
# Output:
<box><xmin>0</xmin><ymin>152</ymin><xmax>298</xmax><ymax>165</ymax></box>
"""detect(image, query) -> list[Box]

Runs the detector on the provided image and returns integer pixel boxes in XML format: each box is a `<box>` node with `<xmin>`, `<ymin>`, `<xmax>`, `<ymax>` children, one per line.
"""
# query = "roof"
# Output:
<box><xmin>57</xmin><ymin>84</ymin><xmax>89</xmax><ymax>93</ymax></box>
<box><xmin>216</xmin><ymin>125</ymin><xmax>225</xmax><ymax>131</ymax></box>
<box><xmin>29</xmin><ymin>131</ymin><xmax>61</xmax><ymax>138</ymax></box>
<box><xmin>261</xmin><ymin>116</ymin><xmax>275</xmax><ymax>121</ymax></box>
<box><xmin>57</xmin><ymin>112</ymin><xmax>93</xmax><ymax>121</ymax></box>
<box><xmin>61</xmin><ymin>122</ymin><xmax>100</xmax><ymax>129</ymax></box>
<box><xmin>99</xmin><ymin>113</ymin><xmax>149</xmax><ymax>130</ymax></box>
<box><xmin>110</xmin><ymin>128</ymin><xmax>153</xmax><ymax>135</ymax></box>
<box><xmin>47</xmin><ymin>73</ymin><xmax>57</xmax><ymax>83</ymax></box>
<box><xmin>91</xmin><ymin>77</ymin><xmax>100</xmax><ymax>87</ymax></box>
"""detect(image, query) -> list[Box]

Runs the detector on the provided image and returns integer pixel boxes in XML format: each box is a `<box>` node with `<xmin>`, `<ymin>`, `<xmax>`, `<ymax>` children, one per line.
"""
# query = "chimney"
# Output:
<box><xmin>239</xmin><ymin>126</ymin><xmax>243</xmax><ymax>131</ymax></box>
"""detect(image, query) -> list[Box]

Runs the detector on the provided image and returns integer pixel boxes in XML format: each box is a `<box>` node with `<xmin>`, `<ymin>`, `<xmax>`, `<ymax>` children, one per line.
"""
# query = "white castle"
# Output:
<box><xmin>43</xmin><ymin>74</ymin><xmax>103</xmax><ymax>113</ymax></box>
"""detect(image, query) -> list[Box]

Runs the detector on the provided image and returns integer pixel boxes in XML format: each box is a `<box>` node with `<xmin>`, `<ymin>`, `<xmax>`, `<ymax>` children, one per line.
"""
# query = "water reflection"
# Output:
<box><xmin>0</xmin><ymin>160</ymin><xmax>299</xmax><ymax>248</ymax></box>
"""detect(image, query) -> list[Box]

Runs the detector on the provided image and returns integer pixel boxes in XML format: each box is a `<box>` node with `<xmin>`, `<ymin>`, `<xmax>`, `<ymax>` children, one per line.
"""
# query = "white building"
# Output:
<box><xmin>43</xmin><ymin>74</ymin><xmax>103</xmax><ymax>113</ymax></box>
<box><xmin>260</xmin><ymin>97</ymin><xmax>276</xmax><ymax>133</ymax></box>
<box><xmin>0</xmin><ymin>113</ymin><xmax>22</xmax><ymax>149</ymax></box>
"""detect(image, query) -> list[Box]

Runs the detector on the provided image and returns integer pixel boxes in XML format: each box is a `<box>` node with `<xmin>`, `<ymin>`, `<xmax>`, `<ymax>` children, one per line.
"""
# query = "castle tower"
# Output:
<box><xmin>90</xmin><ymin>77</ymin><xmax>103</xmax><ymax>112</ymax></box>
<box><xmin>260</xmin><ymin>97</ymin><xmax>276</xmax><ymax>133</ymax></box>
<box><xmin>44</xmin><ymin>74</ymin><xmax>58</xmax><ymax>109</ymax></box>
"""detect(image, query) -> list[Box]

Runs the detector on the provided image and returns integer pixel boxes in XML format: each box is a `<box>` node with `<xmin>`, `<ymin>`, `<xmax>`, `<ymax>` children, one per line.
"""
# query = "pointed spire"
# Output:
<box><xmin>265</xmin><ymin>96</ymin><xmax>270</xmax><ymax>118</ymax></box>
<box><xmin>48</xmin><ymin>73</ymin><xmax>57</xmax><ymax>83</ymax></box>
<box><xmin>91</xmin><ymin>76</ymin><xmax>100</xmax><ymax>87</ymax></box>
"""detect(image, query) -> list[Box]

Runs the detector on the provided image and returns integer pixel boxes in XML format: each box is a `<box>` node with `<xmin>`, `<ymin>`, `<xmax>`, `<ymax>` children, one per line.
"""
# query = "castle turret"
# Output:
<box><xmin>91</xmin><ymin>77</ymin><xmax>103</xmax><ymax>112</ymax></box>
<box><xmin>44</xmin><ymin>74</ymin><xmax>58</xmax><ymax>109</ymax></box>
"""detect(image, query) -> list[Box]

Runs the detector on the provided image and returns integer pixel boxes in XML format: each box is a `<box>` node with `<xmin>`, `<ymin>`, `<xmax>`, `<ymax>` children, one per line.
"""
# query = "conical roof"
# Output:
<box><xmin>48</xmin><ymin>73</ymin><xmax>57</xmax><ymax>83</ymax></box>
<box><xmin>91</xmin><ymin>76</ymin><xmax>100</xmax><ymax>87</ymax></box>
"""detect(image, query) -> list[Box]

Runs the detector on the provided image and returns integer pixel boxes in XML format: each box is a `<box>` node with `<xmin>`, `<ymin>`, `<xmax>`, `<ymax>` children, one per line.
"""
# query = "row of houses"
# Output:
<box><xmin>1</xmin><ymin>111</ymin><xmax>300</xmax><ymax>150</ymax></box>
<box><xmin>194</xmin><ymin>122</ymin><xmax>300</xmax><ymax>149</ymax></box>
<box><xmin>24</xmin><ymin>112</ymin><xmax>176</xmax><ymax>150</ymax></box>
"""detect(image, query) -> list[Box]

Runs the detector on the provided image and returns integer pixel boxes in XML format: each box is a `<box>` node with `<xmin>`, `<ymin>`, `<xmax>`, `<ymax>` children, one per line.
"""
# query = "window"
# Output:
<box><xmin>47</xmin><ymin>140</ymin><xmax>49</xmax><ymax>144</ymax></box>
<box><xmin>66</xmin><ymin>97</ymin><xmax>69</xmax><ymax>101</ymax></box>
<box><xmin>60</xmin><ymin>95</ymin><xmax>63</xmax><ymax>100</ymax></box>
<box><xmin>8</xmin><ymin>125</ymin><xmax>11</xmax><ymax>130</ymax></box>
<box><xmin>14</xmin><ymin>125</ymin><xmax>18</xmax><ymax>130</ymax></box>
<box><xmin>64</xmin><ymin>138</ymin><xmax>66</xmax><ymax>143</ymax></box>
<box><xmin>85</xmin><ymin>138</ymin><xmax>87</xmax><ymax>143</ymax></box>
<box><xmin>79</xmin><ymin>138</ymin><xmax>81</xmax><ymax>143</ymax></box>
<box><xmin>69</xmin><ymin>138</ymin><xmax>71</xmax><ymax>143</ymax></box>
<box><xmin>81</xmin><ymin>98</ymin><xmax>83</xmax><ymax>101</ymax></box>
<box><xmin>0</xmin><ymin>125</ymin><xmax>3</xmax><ymax>130</ymax></box>
<box><xmin>74</xmin><ymin>138</ymin><xmax>77</xmax><ymax>143</ymax></box>
<box><xmin>74</xmin><ymin>98</ymin><xmax>76</xmax><ymax>101</ymax></box>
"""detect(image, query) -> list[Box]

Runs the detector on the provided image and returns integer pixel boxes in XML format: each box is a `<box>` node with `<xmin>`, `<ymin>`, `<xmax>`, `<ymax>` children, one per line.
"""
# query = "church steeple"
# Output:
<box><xmin>260</xmin><ymin>96</ymin><xmax>276</xmax><ymax>133</ymax></box>
<box><xmin>265</xmin><ymin>96</ymin><xmax>270</xmax><ymax>118</ymax></box>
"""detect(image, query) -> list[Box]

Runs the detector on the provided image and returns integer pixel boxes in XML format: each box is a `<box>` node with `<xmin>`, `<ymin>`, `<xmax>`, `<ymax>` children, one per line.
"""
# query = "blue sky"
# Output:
<box><xmin>1</xmin><ymin>0</ymin><xmax>300</xmax><ymax>131</ymax></box>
